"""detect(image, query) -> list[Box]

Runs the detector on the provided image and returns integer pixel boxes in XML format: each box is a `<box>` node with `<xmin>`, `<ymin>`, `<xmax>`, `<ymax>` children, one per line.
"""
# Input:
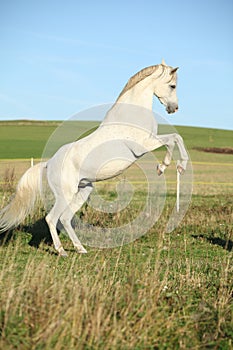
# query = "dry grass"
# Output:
<box><xmin>0</xmin><ymin>142</ymin><xmax>233</xmax><ymax>349</ymax></box>
<box><xmin>0</xmin><ymin>191</ymin><xmax>232</xmax><ymax>349</ymax></box>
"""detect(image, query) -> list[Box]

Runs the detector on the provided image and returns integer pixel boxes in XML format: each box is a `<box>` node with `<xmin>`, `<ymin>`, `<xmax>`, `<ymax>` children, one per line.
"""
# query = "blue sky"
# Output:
<box><xmin>0</xmin><ymin>0</ymin><xmax>233</xmax><ymax>130</ymax></box>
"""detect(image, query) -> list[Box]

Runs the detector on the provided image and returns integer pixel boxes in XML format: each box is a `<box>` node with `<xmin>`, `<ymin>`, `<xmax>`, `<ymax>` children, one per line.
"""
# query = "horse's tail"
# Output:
<box><xmin>0</xmin><ymin>162</ymin><xmax>47</xmax><ymax>232</ymax></box>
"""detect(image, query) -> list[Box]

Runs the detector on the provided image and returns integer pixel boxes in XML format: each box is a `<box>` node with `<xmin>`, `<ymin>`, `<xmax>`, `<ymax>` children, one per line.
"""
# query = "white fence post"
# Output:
<box><xmin>176</xmin><ymin>170</ymin><xmax>180</xmax><ymax>212</ymax></box>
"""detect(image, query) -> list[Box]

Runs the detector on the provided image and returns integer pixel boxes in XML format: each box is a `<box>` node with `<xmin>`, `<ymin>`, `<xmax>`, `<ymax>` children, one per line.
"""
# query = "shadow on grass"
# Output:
<box><xmin>0</xmin><ymin>218</ymin><xmax>54</xmax><ymax>248</ymax></box>
<box><xmin>192</xmin><ymin>234</ymin><xmax>233</xmax><ymax>252</ymax></box>
<box><xmin>25</xmin><ymin>218</ymin><xmax>54</xmax><ymax>248</ymax></box>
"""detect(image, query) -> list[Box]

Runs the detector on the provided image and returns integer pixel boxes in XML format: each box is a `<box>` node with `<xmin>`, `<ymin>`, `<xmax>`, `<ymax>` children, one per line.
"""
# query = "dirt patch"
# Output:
<box><xmin>194</xmin><ymin>147</ymin><xmax>233</xmax><ymax>155</ymax></box>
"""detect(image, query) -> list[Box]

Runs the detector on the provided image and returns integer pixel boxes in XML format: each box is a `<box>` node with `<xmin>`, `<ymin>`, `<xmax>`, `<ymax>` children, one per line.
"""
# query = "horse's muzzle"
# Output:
<box><xmin>166</xmin><ymin>104</ymin><xmax>178</xmax><ymax>114</ymax></box>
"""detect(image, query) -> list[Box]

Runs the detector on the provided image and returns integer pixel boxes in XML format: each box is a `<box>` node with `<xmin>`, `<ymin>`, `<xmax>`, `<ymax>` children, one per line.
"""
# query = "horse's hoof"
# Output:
<box><xmin>177</xmin><ymin>165</ymin><xmax>185</xmax><ymax>175</ymax></box>
<box><xmin>58</xmin><ymin>247</ymin><xmax>68</xmax><ymax>257</ymax></box>
<box><xmin>76</xmin><ymin>246</ymin><xmax>87</xmax><ymax>254</ymax></box>
<box><xmin>157</xmin><ymin>164</ymin><xmax>164</xmax><ymax>176</ymax></box>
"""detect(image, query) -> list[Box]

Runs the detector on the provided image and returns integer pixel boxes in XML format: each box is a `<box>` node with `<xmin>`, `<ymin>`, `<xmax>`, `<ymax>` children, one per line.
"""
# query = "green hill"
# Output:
<box><xmin>0</xmin><ymin>120</ymin><xmax>232</xmax><ymax>159</ymax></box>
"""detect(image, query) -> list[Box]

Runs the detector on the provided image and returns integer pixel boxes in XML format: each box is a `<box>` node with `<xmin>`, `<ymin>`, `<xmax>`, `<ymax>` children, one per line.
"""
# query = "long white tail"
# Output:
<box><xmin>0</xmin><ymin>162</ymin><xmax>47</xmax><ymax>232</ymax></box>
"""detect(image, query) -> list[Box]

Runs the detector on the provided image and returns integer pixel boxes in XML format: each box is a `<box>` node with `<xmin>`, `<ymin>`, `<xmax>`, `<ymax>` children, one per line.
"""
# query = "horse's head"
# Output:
<box><xmin>153</xmin><ymin>60</ymin><xmax>179</xmax><ymax>114</ymax></box>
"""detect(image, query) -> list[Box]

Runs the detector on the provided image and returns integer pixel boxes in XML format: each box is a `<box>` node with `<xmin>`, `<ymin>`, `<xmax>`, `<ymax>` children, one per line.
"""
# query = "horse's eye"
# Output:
<box><xmin>170</xmin><ymin>85</ymin><xmax>176</xmax><ymax>89</ymax></box>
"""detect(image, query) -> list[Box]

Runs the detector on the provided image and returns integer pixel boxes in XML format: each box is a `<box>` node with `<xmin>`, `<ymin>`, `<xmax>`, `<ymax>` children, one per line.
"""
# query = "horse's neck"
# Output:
<box><xmin>117</xmin><ymin>79</ymin><xmax>154</xmax><ymax>110</ymax></box>
<box><xmin>102</xmin><ymin>97</ymin><xmax>157</xmax><ymax>133</ymax></box>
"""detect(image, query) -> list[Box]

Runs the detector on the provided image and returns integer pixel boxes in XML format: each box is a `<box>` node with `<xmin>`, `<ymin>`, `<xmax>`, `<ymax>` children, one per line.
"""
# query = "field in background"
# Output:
<box><xmin>0</xmin><ymin>120</ymin><xmax>232</xmax><ymax>195</ymax></box>
<box><xmin>0</xmin><ymin>121</ymin><xmax>232</xmax><ymax>349</ymax></box>
<box><xmin>0</xmin><ymin>120</ymin><xmax>232</xmax><ymax>159</ymax></box>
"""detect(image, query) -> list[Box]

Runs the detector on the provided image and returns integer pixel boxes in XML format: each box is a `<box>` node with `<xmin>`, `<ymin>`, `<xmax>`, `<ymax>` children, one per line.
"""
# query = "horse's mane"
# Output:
<box><xmin>117</xmin><ymin>65</ymin><xmax>161</xmax><ymax>100</ymax></box>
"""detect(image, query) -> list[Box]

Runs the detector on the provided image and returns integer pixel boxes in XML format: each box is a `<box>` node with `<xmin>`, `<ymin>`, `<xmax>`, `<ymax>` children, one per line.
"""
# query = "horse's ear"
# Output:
<box><xmin>171</xmin><ymin>67</ymin><xmax>179</xmax><ymax>74</ymax></box>
<box><xmin>161</xmin><ymin>58</ymin><xmax>167</xmax><ymax>66</ymax></box>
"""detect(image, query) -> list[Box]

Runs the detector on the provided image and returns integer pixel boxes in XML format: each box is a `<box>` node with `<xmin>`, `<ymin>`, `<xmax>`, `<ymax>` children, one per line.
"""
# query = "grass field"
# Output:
<box><xmin>0</xmin><ymin>121</ymin><xmax>232</xmax><ymax>349</ymax></box>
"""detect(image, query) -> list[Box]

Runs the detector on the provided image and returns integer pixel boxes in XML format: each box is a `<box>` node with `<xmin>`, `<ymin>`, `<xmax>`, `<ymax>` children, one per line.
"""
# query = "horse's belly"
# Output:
<box><xmin>76</xmin><ymin>138</ymin><xmax>138</xmax><ymax>182</ymax></box>
<box><xmin>94</xmin><ymin>159</ymin><xmax>132</xmax><ymax>181</ymax></box>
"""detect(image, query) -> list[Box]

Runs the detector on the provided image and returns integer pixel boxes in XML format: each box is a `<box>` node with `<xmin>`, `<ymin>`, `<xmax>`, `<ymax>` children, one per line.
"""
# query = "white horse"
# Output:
<box><xmin>0</xmin><ymin>60</ymin><xmax>188</xmax><ymax>256</ymax></box>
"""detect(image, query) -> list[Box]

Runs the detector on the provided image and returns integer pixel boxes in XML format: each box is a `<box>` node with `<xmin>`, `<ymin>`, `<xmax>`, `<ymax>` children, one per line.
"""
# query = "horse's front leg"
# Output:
<box><xmin>143</xmin><ymin>136</ymin><xmax>171</xmax><ymax>175</ymax></box>
<box><xmin>156</xmin><ymin>134</ymin><xmax>189</xmax><ymax>175</ymax></box>
<box><xmin>143</xmin><ymin>133</ymin><xmax>188</xmax><ymax>175</ymax></box>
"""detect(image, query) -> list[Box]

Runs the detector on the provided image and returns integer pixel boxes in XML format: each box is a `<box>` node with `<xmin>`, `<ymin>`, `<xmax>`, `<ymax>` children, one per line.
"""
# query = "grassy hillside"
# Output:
<box><xmin>0</xmin><ymin>121</ymin><xmax>59</xmax><ymax>159</ymax></box>
<box><xmin>176</xmin><ymin>125</ymin><xmax>233</xmax><ymax>149</ymax></box>
<box><xmin>0</xmin><ymin>120</ymin><xmax>232</xmax><ymax>159</ymax></box>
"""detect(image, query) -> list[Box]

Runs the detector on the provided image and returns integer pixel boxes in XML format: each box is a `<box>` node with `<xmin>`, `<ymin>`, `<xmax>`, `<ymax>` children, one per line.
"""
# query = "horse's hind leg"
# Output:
<box><xmin>59</xmin><ymin>183</ymin><xmax>93</xmax><ymax>254</ymax></box>
<box><xmin>45</xmin><ymin>198</ymin><xmax>68</xmax><ymax>257</ymax></box>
